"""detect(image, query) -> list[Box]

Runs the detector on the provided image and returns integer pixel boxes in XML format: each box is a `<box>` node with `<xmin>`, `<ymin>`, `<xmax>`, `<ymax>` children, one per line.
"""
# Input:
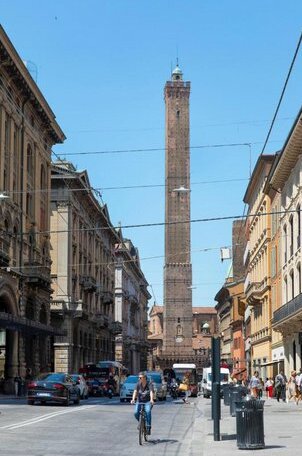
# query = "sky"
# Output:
<box><xmin>1</xmin><ymin>1</ymin><xmax>302</xmax><ymax>308</ymax></box>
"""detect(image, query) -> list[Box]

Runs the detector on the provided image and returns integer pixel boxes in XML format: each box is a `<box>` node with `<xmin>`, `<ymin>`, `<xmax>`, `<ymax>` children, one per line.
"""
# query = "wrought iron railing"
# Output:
<box><xmin>273</xmin><ymin>293</ymin><xmax>302</xmax><ymax>324</ymax></box>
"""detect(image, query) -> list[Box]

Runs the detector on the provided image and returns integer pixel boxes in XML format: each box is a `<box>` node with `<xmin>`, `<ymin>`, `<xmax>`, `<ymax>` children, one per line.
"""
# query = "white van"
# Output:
<box><xmin>201</xmin><ymin>367</ymin><xmax>230</xmax><ymax>398</ymax></box>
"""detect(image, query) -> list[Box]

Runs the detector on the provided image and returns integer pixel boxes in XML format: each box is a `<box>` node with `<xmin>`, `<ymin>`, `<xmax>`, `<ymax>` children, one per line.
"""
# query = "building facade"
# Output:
<box><xmin>50</xmin><ymin>161</ymin><xmax>117</xmax><ymax>372</ymax></box>
<box><xmin>268</xmin><ymin>109</ymin><xmax>302</xmax><ymax>374</ymax></box>
<box><xmin>114</xmin><ymin>237</ymin><xmax>151</xmax><ymax>374</ymax></box>
<box><xmin>243</xmin><ymin>155</ymin><xmax>274</xmax><ymax>379</ymax></box>
<box><xmin>162</xmin><ymin>64</ymin><xmax>193</xmax><ymax>366</ymax></box>
<box><xmin>148</xmin><ymin>305</ymin><xmax>216</xmax><ymax>371</ymax></box>
<box><xmin>0</xmin><ymin>26</ymin><xmax>65</xmax><ymax>391</ymax></box>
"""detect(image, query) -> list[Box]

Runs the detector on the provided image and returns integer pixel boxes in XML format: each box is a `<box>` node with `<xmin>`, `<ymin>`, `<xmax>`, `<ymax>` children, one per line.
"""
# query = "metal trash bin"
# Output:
<box><xmin>229</xmin><ymin>385</ymin><xmax>247</xmax><ymax>417</ymax></box>
<box><xmin>235</xmin><ymin>397</ymin><xmax>265</xmax><ymax>449</ymax></box>
<box><xmin>223</xmin><ymin>384</ymin><xmax>231</xmax><ymax>405</ymax></box>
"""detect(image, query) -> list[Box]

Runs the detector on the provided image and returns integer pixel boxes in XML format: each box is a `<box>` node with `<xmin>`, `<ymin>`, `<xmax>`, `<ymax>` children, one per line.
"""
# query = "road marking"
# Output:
<box><xmin>0</xmin><ymin>405</ymin><xmax>96</xmax><ymax>430</ymax></box>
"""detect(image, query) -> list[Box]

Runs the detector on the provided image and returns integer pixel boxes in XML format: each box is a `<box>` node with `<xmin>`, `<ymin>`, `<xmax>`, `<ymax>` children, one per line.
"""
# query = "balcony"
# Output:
<box><xmin>246</xmin><ymin>277</ymin><xmax>270</xmax><ymax>306</ymax></box>
<box><xmin>272</xmin><ymin>293</ymin><xmax>302</xmax><ymax>329</ymax></box>
<box><xmin>94</xmin><ymin>313</ymin><xmax>109</xmax><ymax>329</ymax></box>
<box><xmin>103</xmin><ymin>291</ymin><xmax>113</xmax><ymax>305</ymax></box>
<box><xmin>50</xmin><ymin>299</ymin><xmax>84</xmax><ymax>318</ymax></box>
<box><xmin>24</xmin><ymin>264</ymin><xmax>51</xmax><ymax>289</ymax></box>
<box><xmin>79</xmin><ymin>275</ymin><xmax>96</xmax><ymax>292</ymax></box>
<box><xmin>109</xmin><ymin>321</ymin><xmax>123</xmax><ymax>335</ymax></box>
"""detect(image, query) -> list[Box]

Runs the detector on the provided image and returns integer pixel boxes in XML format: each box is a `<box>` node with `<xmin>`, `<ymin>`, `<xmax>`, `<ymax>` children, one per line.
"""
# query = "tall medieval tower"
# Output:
<box><xmin>162</xmin><ymin>64</ymin><xmax>193</xmax><ymax>364</ymax></box>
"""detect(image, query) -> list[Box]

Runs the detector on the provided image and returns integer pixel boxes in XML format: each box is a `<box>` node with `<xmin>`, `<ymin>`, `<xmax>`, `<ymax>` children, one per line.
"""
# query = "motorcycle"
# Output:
<box><xmin>170</xmin><ymin>383</ymin><xmax>179</xmax><ymax>399</ymax></box>
<box><xmin>102</xmin><ymin>382</ymin><xmax>114</xmax><ymax>399</ymax></box>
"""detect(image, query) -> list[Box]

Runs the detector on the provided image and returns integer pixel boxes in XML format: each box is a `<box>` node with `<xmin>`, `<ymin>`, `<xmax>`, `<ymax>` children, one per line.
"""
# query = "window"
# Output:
<box><xmin>283</xmin><ymin>224</ymin><xmax>287</xmax><ymax>264</ymax></box>
<box><xmin>298</xmin><ymin>264</ymin><xmax>302</xmax><ymax>295</ymax></box>
<box><xmin>297</xmin><ymin>205</ymin><xmax>301</xmax><ymax>249</ymax></box>
<box><xmin>40</xmin><ymin>164</ymin><xmax>47</xmax><ymax>230</ymax></box>
<box><xmin>289</xmin><ymin>216</ymin><xmax>294</xmax><ymax>257</ymax></box>
<box><xmin>290</xmin><ymin>270</ymin><xmax>295</xmax><ymax>300</ymax></box>
<box><xmin>284</xmin><ymin>276</ymin><xmax>288</xmax><ymax>304</ymax></box>
<box><xmin>271</xmin><ymin>246</ymin><xmax>276</xmax><ymax>277</ymax></box>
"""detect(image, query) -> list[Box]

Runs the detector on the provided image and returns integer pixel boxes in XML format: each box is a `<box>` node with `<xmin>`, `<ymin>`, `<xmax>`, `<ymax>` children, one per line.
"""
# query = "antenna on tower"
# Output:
<box><xmin>176</xmin><ymin>45</ymin><xmax>179</xmax><ymax>66</ymax></box>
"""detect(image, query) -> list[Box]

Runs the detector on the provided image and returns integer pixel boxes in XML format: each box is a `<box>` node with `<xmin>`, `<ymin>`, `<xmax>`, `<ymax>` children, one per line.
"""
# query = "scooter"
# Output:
<box><xmin>170</xmin><ymin>383</ymin><xmax>179</xmax><ymax>399</ymax></box>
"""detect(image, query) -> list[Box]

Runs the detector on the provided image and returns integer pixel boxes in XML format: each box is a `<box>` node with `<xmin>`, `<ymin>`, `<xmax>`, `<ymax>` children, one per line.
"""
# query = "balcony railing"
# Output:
<box><xmin>272</xmin><ymin>293</ymin><xmax>302</xmax><ymax>325</ymax></box>
<box><xmin>79</xmin><ymin>275</ymin><xmax>97</xmax><ymax>292</ymax></box>
<box><xmin>109</xmin><ymin>321</ymin><xmax>123</xmax><ymax>335</ymax></box>
<box><xmin>103</xmin><ymin>291</ymin><xmax>113</xmax><ymax>305</ymax></box>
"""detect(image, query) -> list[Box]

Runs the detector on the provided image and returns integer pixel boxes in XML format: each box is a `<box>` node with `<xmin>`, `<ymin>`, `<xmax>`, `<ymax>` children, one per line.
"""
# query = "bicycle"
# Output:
<box><xmin>137</xmin><ymin>403</ymin><xmax>148</xmax><ymax>445</ymax></box>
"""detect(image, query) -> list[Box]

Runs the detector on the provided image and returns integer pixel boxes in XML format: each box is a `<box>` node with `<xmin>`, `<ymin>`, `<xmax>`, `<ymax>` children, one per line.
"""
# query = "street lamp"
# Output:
<box><xmin>0</xmin><ymin>192</ymin><xmax>9</xmax><ymax>200</ymax></box>
<box><xmin>172</xmin><ymin>186</ymin><xmax>190</xmax><ymax>193</ymax></box>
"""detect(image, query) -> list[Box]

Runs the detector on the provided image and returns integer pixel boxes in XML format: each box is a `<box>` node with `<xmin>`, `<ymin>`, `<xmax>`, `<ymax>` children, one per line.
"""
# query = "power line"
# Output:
<box><xmin>2</xmin><ymin>177</ymin><xmax>249</xmax><ymax>196</ymax></box>
<box><xmin>260</xmin><ymin>31</ymin><xmax>302</xmax><ymax>156</ymax></box>
<box><xmin>3</xmin><ymin>207</ymin><xmax>299</xmax><ymax>237</ymax></box>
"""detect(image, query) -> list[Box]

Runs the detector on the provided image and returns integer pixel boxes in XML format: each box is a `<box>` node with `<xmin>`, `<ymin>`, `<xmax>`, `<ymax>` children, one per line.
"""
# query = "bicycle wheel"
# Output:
<box><xmin>139</xmin><ymin>415</ymin><xmax>144</xmax><ymax>445</ymax></box>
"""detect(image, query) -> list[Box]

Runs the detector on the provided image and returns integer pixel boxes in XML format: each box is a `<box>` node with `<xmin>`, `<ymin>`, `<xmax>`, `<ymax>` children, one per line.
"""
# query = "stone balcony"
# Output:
<box><xmin>79</xmin><ymin>275</ymin><xmax>97</xmax><ymax>292</ymax></box>
<box><xmin>103</xmin><ymin>291</ymin><xmax>113</xmax><ymax>305</ymax></box>
<box><xmin>272</xmin><ymin>293</ymin><xmax>302</xmax><ymax>333</ymax></box>
<box><xmin>50</xmin><ymin>299</ymin><xmax>84</xmax><ymax>318</ymax></box>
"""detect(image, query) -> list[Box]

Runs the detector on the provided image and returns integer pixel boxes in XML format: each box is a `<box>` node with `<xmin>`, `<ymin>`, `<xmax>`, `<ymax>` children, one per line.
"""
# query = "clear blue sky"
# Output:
<box><xmin>1</xmin><ymin>1</ymin><xmax>302</xmax><ymax>307</ymax></box>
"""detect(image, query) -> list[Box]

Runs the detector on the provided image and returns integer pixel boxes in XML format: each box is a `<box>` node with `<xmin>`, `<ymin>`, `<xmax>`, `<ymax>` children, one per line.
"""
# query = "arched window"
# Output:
<box><xmin>297</xmin><ymin>205</ymin><xmax>301</xmax><ymax>249</ymax></box>
<box><xmin>290</xmin><ymin>270</ymin><xmax>295</xmax><ymax>300</ymax></box>
<box><xmin>27</xmin><ymin>145</ymin><xmax>34</xmax><ymax>180</ymax></box>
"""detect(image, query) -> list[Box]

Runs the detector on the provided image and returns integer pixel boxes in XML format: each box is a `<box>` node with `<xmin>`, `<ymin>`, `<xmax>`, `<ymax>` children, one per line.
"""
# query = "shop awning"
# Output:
<box><xmin>0</xmin><ymin>312</ymin><xmax>66</xmax><ymax>336</ymax></box>
<box><xmin>257</xmin><ymin>360</ymin><xmax>283</xmax><ymax>367</ymax></box>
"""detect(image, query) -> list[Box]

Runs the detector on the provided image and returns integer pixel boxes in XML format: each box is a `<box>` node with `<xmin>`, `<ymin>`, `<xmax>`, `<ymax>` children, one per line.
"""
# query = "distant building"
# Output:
<box><xmin>114</xmin><ymin>236</ymin><xmax>151</xmax><ymax>374</ymax></box>
<box><xmin>148</xmin><ymin>305</ymin><xmax>217</xmax><ymax>371</ymax></box>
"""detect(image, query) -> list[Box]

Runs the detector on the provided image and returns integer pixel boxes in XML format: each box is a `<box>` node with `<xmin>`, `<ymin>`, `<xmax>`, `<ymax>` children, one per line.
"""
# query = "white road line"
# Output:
<box><xmin>0</xmin><ymin>405</ymin><xmax>96</xmax><ymax>430</ymax></box>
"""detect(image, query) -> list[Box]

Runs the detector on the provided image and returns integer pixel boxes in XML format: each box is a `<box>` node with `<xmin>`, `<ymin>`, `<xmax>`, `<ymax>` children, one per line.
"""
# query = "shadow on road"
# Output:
<box><xmin>147</xmin><ymin>438</ymin><xmax>178</xmax><ymax>445</ymax></box>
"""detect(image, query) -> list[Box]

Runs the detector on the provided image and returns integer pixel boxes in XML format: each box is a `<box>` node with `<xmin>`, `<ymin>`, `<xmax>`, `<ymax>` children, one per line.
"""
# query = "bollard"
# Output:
<box><xmin>235</xmin><ymin>397</ymin><xmax>265</xmax><ymax>449</ymax></box>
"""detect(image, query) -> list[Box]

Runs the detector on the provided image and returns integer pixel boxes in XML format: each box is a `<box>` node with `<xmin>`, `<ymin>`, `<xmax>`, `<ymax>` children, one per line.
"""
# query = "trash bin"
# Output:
<box><xmin>223</xmin><ymin>384</ymin><xmax>231</xmax><ymax>405</ymax></box>
<box><xmin>229</xmin><ymin>385</ymin><xmax>247</xmax><ymax>417</ymax></box>
<box><xmin>235</xmin><ymin>397</ymin><xmax>265</xmax><ymax>449</ymax></box>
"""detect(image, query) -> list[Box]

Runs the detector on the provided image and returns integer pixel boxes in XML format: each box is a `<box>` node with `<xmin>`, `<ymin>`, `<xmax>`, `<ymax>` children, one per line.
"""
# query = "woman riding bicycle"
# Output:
<box><xmin>131</xmin><ymin>371</ymin><xmax>154</xmax><ymax>435</ymax></box>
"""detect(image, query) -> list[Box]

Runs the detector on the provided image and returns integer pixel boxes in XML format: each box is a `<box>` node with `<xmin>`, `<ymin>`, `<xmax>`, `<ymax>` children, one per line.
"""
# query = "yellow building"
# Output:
<box><xmin>243</xmin><ymin>155</ymin><xmax>274</xmax><ymax>379</ymax></box>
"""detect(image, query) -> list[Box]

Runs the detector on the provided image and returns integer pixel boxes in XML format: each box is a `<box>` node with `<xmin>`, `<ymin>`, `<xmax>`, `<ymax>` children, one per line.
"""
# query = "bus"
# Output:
<box><xmin>172</xmin><ymin>363</ymin><xmax>198</xmax><ymax>397</ymax></box>
<box><xmin>79</xmin><ymin>361</ymin><xmax>127</xmax><ymax>394</ymax></box>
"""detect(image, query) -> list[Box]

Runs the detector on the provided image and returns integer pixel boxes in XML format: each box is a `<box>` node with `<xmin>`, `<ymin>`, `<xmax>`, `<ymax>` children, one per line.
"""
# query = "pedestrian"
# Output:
<box><xmin>287</xmin><ymin>370</ymin><xmax>297</xmax><ymax>403</ymax></box>
<box><xmin>265</xmin><ymin>377</ymin><xmax>274</xmax><ymax>398</ymax></box>
<box><xmin>14</xmin><ymin>376</ymin><xmax>20</xmax><ymax>397</ymax></box>
<box><xmin>275</xmin><ymin>370</ymin><xmax>287</xmax><ymax>402</ymax></box>
<box><xmin>249</xmin><ymin>371</ymin><xmax>261</xmax><ymax>398</ymax></box>
<box><xmin>181</xmin><ymin>372</ymin><xmax>191</xmax><ymax>404</ymax></box>
<box><xmin>258</xmin><ymin>378</ymin><xmax>264</xmax><ymax>398</ymax></box>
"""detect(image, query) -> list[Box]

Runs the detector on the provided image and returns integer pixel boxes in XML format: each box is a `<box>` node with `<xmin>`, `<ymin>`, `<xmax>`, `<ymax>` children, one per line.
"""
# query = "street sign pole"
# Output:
<box><xmin>211</xmin><ymin>336</ymin><xmax>221</xmax><ymax>441</ymax></box>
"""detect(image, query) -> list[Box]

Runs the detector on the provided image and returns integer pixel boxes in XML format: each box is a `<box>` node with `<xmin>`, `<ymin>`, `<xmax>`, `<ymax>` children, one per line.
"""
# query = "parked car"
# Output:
<box><xmin>70</xmin><ymin>374</ymin><xmax>89</xmax><ymax>399</ymax></box>
<box><xmin>27</xmin><ymin>373</ymin><xmax>81</xmax><ymax>406</ymax></box>
<box><xmin>146</xmin><ymin>371</ymin><xmax>167</xmax><ymax>401</ymax></box>
<box><xmin>86</xmin><ymin>378</ymin><xmax>103</xmax><ymax>396</ymax></box>
<box><xmin>119</xmin><ymin>375</ymin><xmax>138</xmax><ymax>402</ymax></box>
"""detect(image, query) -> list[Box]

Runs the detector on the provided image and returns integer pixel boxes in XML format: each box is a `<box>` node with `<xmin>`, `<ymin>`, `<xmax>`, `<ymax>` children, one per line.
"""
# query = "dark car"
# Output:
<box><xmin>27</xmin><ymin>373</ymin><xmax>81</xmax><ymax>406</ymax></box>
<box><xmin>86</xmin><ymin>378</ymin><xmax>103</xmax><ymax>396</ymax></box>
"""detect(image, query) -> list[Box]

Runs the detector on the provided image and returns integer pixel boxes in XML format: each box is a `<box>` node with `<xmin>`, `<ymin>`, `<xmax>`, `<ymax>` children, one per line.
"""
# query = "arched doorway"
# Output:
<box><xmin>0</xmin><ymin>283</ymin><xmax>19</xmax><ymax>393</ymax></box>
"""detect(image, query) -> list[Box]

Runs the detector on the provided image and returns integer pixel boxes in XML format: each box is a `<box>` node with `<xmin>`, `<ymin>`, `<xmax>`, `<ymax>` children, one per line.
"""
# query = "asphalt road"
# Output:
<box><xmin>0</xmin><ymin>396</ymin><xmax>199</xmax><ymax>456</ymax></box>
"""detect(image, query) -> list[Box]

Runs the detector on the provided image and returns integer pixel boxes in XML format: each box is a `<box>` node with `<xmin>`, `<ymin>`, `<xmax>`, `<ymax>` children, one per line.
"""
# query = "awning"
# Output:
<box><xmin>257</xmin><ymin>360</ymin><xmax>284</xmax><ymax>367</ymax></box>
<box><xmin>0</xmin><ymin>312</ymin><xmax>66</xmax><ymax>336</ymax></box>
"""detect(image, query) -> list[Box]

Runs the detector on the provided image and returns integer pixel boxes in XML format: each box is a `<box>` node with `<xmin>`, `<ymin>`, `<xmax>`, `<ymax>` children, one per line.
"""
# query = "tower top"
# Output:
<box><xmin>172</xmin><ymin>63</ymin><xmax>183</xmax><ymax>81</ymax></box>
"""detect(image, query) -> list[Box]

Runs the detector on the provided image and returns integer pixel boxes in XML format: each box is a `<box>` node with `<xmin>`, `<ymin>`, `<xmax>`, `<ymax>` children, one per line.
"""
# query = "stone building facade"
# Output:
<box><xmin>162</xmin><ymin>64</ymin><xmax>193</xmax><ymax>366</ymax></box>
<box><xmin>0</xmin><ymin>26</ymin><xmax>65</xmax><ymax>391</ymax></box>
<box><xmin>267</xmin><ymin>108</ymin><xmax>302</xmax><ymax>375</ymax></box>
<box><xmin>50</xmin><ymin>161</ymin><xmax>118</xmax><ymax>372</ymax></box>
<box><xmin>244</xmin><ymin>155</ymin><xmax>274</xmax><ymax>380</ymax></box>
<box><xmin>148</xmin><ymin>305</ymin><xmax>216</xmax><ymax>371</ymax></box>
<box><xmin>114</xmin><ymin>237</ymin><xmax>151</xmax><ymax>374</ymax></box>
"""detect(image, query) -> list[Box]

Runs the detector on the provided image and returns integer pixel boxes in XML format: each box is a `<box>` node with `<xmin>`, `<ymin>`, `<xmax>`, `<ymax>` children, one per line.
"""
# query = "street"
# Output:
<box><xmin>1</xmin><ymin>394</ymin><xmax>302</xmax><ymax>456</ymax></box>
<box><xmin>0</xmin><ymin>396</ymin><xmax>199</xmax><ymax>456</ymax></box>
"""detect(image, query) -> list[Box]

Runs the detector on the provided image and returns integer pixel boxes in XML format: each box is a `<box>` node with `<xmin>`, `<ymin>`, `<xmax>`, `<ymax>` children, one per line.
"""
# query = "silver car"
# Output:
<box><xmin>70</xmin><ymin>374</ymin><xmax>89</xmax><ymax>399</ymax></box>
<box><xmin>146</xmin><ymin>372</ymin><xmax>167</xmax><ymax>401</ymax></box>
<box><xmin>119</xmin><ymin>375</ymin><xmax>139</xmax><ymax>402</ymax></box>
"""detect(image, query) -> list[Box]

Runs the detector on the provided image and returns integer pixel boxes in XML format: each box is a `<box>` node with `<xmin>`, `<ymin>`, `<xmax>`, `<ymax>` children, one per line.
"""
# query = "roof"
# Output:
<box><xmin>150</xmin><ymin>305</ymin><xmax>216</xmax><ymax>315</ymax></box>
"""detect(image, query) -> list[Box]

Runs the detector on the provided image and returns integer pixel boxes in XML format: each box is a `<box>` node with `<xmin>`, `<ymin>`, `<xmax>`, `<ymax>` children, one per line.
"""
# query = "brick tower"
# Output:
<box><xmin>162</xmin><ymin>64</ymin><xmax>193</xmax><ymax>365</ymax></box>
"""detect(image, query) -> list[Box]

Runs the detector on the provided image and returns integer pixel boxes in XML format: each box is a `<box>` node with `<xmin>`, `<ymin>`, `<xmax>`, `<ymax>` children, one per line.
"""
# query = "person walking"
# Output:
<box><xmin>249</xmin><ymin>371</ymin><xmax>261</xmax><ymax>398</ymax></box>
<box><xmin>275</xmin><ymin>370</ymin><xmax>287</xmax><ymax>402</ymax></box>
<box><xmin>265</xmin><ymin>377</ymin><xmax>274</xmax><ymax>399</ymax></box>
<box><xmin>182</xmin><ymin>372</ymin><xmax>191</xmax><ymax>404</ymax></box>
<box><xmin>287</xmin><ymin>370</ymin><xmax>297</xmax><ymax>403</ymax></box>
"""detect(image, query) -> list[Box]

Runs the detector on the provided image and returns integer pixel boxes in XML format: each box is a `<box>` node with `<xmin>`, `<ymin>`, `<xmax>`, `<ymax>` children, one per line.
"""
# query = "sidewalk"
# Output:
<box><xmin>191</xmin><ymin>396</ymin><xmax>302</xmax><ymax>455</ymax></box>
